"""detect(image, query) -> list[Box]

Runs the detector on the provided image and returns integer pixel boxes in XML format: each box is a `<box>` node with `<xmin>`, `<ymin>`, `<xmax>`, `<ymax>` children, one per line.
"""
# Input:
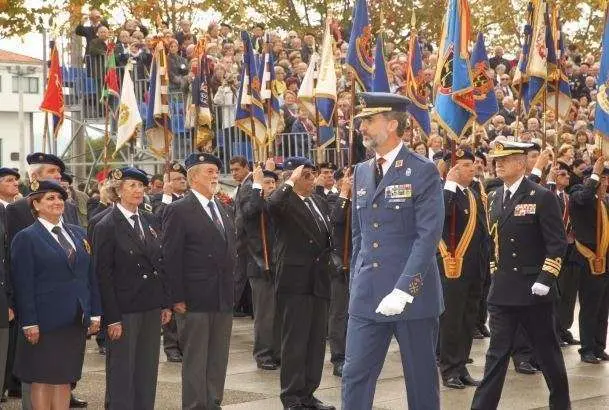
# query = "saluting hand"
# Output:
<box><xmin>446</xmin><ymin>163</ymin><xmax>462</xmax><ymax>183</ymax></box>
<box><xmin>593</xmin><ymin>155</ymin><xmax>606</xmax><ymax>176</ymax></box>
<box><xmin>24</xmin><ymin>326</ymin><xmax>40</xmax><ymax>345</ymax></box>
<box><xmin>253</xmin><ymin>165</ymin><xmax>264</xmax><ymax>185</ymax></box>
<box><xmin>161</xmin><ymin>309</ymin><xmax>172</xmax><ymax>325</ymax></box>
<box><xmin>265</xmin><ymin>157</ymin><xmax>276</xmax><ymax>171</ymax></box>
<box><xmin>339</xmin><ymin>169</ymin><xmax>353</xmax><ymax>199</ymax></box>
<box><xmin>289</xmin><ymin>165</ymin><xmax>305</xmax><ymax>183</ymax></box>
<box><xmin>173</xmin><ymin>302</ymin><xmax>187</xmax><ymax>314</ymax></box>
<box><xmin>162</xmin><ymin>173</ymin><xmax>173</xmax><ymax>195</ymax></box>
<box><xmin>108</xmin><ymin>323</ymin><xmax>123</xmax><ymax>341</ymax></box>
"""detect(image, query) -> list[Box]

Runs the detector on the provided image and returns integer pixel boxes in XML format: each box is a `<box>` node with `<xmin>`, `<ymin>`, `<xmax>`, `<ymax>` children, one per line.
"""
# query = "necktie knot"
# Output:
<box><xmin>51</xmin><ymin>226</ymin><xmax>61</xmax><ymax>235</ymax></box>
<box><xmin>377</xmin><ymin>157</ymin><xmax>386</xmax><ymax>167</ymax></box>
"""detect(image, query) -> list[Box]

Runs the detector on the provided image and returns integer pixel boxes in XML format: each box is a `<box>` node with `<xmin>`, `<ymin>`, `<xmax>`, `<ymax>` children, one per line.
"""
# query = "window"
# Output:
<box><xmin>12</xmin><ymin>76</ymin><xmax>39</xmax><ymax>94</ymax></box>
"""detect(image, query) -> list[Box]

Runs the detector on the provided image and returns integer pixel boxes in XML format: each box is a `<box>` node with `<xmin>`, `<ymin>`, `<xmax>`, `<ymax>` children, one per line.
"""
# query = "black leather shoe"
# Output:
<box><xmin>466</xmin><ymin>357</ymin><xmax>474</xmax><ymax>364</ymax></box>
<box><xmin>472</xmin><ymin>329</ymin><xmax>484</xmax><ymax>339</ymax></box>
<box><xmin>558</xmin><ymin>340</ymin><xmax>569</xmax><ymax>348</ymax></box>
<box><xmin>443</xmin><ymin>377</ymin><xmax>466</xmax><ymax>389</ymax></box>
<box><xmin>460</xmin><ymin>375</ymin><xmax>481</xmax><ymax>387</ymax></box>
<box><xmin>479</xmin><ymin>325</ymin><xmax>490</xmax><ymax>337</ymax></box>
<box><xmin>332</xmin><ymin>362</ymin><xmax>343</xmax><ymax>377</ymax></box>
<box><xmin>69</xmin><ymin>395</ymin><xmax>88</xmax><ymax>408</ymax></box>
<box><xmin>304</xmin><ymin>400</ymin><xmax>335</xmax><ymax>410</ymax></box>
<box><xmin>257</xmin><ymin>361</ymin><xmax>278</xmax><ymax>370</ymax></box>
<box><xmin>166</xmin><ymin>353</ymin><xmax>183</xmax><ymax>363</ymax></box>
<box><xmin>98</xmin><ymin>346</ymin><xmax>106</xmax><ymax>355</ymax></box>
<box><xmin>596</xmin><ymin>351</ymin><xmax>609</xmax><ymax>361</ymax></box>
<box><xmin>581</xmin><ymin>353</ymin><xmax>600</xmax><ymax>364</ymax></box>
<box><xmin>514</xmin><ymin>362</ymin><xmax>537</xmax><ymax>374</ymax></box>
<box><xmin>567</xmin><ymin>337</ymin><xmax>581</xmax><ymax>345</ymax></box>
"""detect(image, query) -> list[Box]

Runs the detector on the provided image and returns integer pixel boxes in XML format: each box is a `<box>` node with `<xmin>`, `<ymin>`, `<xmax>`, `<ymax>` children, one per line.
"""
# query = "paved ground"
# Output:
<box><xmin>4</xmin><ymin>315</ymin><xmax>609</xmax><ymax>409</ymax></box>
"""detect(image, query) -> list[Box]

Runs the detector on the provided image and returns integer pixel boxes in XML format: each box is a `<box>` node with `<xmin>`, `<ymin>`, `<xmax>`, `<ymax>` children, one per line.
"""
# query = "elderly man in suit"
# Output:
<box><xmin>268</xmin><ymin>157</ymin><xmax>335</xmax><ymax>410</ymax></box>
<box><xmin>163</xmin><ymin>153</ymin><xmax>237</xmax><ymax>410</ymax></box>
<box><xmin>342</xmin><ymin>92</ymin><xmax>445</xmax><ymax>410</ymax></box>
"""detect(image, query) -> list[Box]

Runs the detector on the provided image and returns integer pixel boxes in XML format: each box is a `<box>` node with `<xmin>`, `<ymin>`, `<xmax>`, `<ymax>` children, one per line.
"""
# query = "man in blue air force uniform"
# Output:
<box><xmin>341</xmin><ymin>92</ymin><xmax>445</xmax><ymax>410</ymax></box>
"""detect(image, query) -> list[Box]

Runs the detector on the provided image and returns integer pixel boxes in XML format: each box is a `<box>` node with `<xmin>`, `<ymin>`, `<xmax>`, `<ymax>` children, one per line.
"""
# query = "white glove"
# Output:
<box><xmin>531</xmin><ymin>282</ymin><xmax>550</xmax><ymax>296</ymax></box>
<box><xmin>375</xmin><ymin>289</ymin><xmax>414</xmax><ymax>316</ymax></box>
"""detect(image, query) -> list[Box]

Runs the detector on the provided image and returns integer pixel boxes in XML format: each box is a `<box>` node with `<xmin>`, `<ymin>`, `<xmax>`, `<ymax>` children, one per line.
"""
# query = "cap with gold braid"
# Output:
<box><xmin>354</xmin><ymin>92</ymin><xmax>413</xmax><ymax>119</ymax></box>
<box><xmin>488</xmin><ymin>140</ymin><xmax>534</xmax><ymax>158</ymax></box>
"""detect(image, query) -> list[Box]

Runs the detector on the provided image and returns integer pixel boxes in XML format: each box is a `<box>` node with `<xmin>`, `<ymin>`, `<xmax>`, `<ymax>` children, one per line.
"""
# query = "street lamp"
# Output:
<box><xmin>5</xmin><ymin>65</ymin><xmax>38</xmax><ymax>175</ymax></box>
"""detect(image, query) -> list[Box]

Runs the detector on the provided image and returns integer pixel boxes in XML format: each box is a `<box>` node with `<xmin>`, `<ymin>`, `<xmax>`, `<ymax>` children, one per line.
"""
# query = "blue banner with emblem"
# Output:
<box><xmin>470</xmin><ymin>32</ymin><xmax>498</xmax><ymax>126</ymax></box>
<box><xmin>372</xmin><ymin>34</ymin><xmax>390</xmax><ymax>92</ymax></box>
<box><xmin>346</xmin><ymin>0</ymin><xmax>373</xmax><ymax>91</ymax></box>
<box><xmin>405</xmin><ymin>32</ymin><xmax>431</xmax><ymax>136</ymax></box>
<box><xmin>433</xmin><ymin>0</ymin><xmax>475</xmax><ymax>141</ymax></box>
<box><xmin>595</xmin><ymin>5</ymin><xmax>609</xmax><ymax>143</ymax></box>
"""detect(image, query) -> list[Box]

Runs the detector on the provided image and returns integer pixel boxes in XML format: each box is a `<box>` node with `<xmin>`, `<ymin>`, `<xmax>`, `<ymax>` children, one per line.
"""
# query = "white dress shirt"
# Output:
<box><xmin>503</xmin><ymin>175</ymin><xmax>526</xmax><ymax>201</ymax></box>
<box><xmin>444</xmin><ymin>181</ymin><xmax>468</xmax><ymax>194</ymax></box>
<box><xmin>116</xmin><ymin>202</ymin><xmax>144</xmax><ymax>231</ymax></box>
<box><xmin>191</xmin><ymin>189</ymin><xmax>224</xmax><ymax>229</ymax></box>
<box><xmin>376</xmin><ymin>142</ymin><xmax>404</xmax><ymax>175</ymax></box>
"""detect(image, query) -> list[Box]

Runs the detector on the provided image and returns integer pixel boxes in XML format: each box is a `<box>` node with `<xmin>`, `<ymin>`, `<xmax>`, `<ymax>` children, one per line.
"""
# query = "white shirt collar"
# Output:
<box><xmin>0</xmin><ymin>198</ymin><xmax>9</xmax><ymax>207</ymax></box>
<box><xmin>116</xmin><ymin>202</ymin><xmax>139</xmax><ymax>220</ymax></box>
<box><xmin>191</xmin><ymin>188</ymin><xmax>213</xmax><ymax>208</ymax></box>
<box><xmin>376</xmin><ymin>142</ymin><xmax>403</xmax><ymax>167</ymax></box>
<box><xmin>504</xmin><ymin>175</ymin><xmax>525</xmax><ymax>196</ymax></box>
<box><xmin>38</xmin><ymin>217</ymin><xmax>63</xmax><ymax>234</ymax></box>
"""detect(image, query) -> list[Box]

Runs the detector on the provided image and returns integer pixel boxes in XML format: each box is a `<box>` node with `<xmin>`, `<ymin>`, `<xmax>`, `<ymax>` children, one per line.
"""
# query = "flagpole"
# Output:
<box><xmin>348</xmin><ymin>77</ymin><xmax>356</xmax><ymax>166</ymax></box>
<box><xmin>103</xmin><ymin>97</ymin><xmax>110</xmax><ymax>167</ymax></box>
<box><xmin>42</xmin><ymin>113</ymin><xmax>49</xmax><ymax>154</ymax></box>
<box><xmin>265</xmin><ymin>35</ymin><xmax>272</xmax><ymax>159</ymax></box>
<box><xmin>159</xmin><ymin>45</ymin><xmax>171</xmax><ymax>174</ymax></box>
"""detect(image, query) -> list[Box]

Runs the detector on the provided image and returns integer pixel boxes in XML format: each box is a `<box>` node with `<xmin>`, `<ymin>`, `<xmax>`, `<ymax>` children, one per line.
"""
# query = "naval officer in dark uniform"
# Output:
<box><xmin>438</xmin><ymin>149</ymin><xmax>489</xmax><ymax>389</ymax></box>
<box><xmin>471</xmin><ymin>140</ymin><xmax>570</xmax><ymax>410</ymax></box>
<box><xmin>568</xmin><ymin>157</ymin><xmax>609</xmax><ymax>363</ymax></box>
<box><xmin>342</xmin><ymin>93</ymin><xmax>444</xmax><ymax>410</ymax></box>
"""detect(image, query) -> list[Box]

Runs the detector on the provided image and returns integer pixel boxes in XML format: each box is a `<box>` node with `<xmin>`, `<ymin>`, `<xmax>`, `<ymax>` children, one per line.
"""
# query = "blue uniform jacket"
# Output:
<box><xmin>350</xmin><ymin>144</ymin><xmax>445</xmax><ymax>321</ymax></box>
<box><xmin>10</xmin><ymin>220</ymin><xmax>102</xmax><ymax>332</ymax></box>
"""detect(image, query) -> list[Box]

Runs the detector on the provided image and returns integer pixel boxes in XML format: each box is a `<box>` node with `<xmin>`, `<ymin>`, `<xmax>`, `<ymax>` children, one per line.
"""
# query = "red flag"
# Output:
<box><xmin>103</xmin><ymin>43</ymin><xmax>120</xmax><ymax>98</ymax></box>
<box><xmin>40</xmin><ymin>44</ymin><xmax>64</xmax><ymax>138</ymax></box>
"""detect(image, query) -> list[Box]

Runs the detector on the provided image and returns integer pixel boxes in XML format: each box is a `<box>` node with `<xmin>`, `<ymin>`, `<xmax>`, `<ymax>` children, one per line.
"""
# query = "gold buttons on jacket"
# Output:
<box><xmin>512</xmin><ymin>253</ymin><xmax>517</xmax><ymax>258</ymax></box>
<box><xmin>510</xmin><ymin>238</ymin><xmax>515</xmax><ymax>243</ymax></box>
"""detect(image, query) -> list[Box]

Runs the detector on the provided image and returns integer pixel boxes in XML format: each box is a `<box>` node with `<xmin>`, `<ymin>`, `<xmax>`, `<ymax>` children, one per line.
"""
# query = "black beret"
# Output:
<box><xmin>185</xmin><ymin>152</ymin><xmax>223</xmax><ymax>170</ymax></box>
<box><xmin>262</xmin><ymin>170</ymin><xmax>279</xmax><ymax>181</ymax></box>
<box><xmin>169</xmin><ymin>161</ymin><xmax>187</xmax><ymax>176</ymax></box>
<box><xmin>432</xmin><ymin>150</ymin><xmax>446</xmax><ymax>162</ymax></box>
<box><xmin>111</xmin><ymin>167</ymin><xmax>149</xmax><ymax>187</ymax></box>
<box><xmin>443</xmin><ymin>149</ymin><xmax>475</xmax><ymax>162</ymax></box>
<box><xmin>61</xmin><ymin>172</ymin><xmax>73</xmax><ymax>185</ymax></box>
<box><xmin>27</xmin><ymin>179</ymin><xmax>68</xmax><ymax>200</ymax></box>
<box><xmin>284</xmin><ymin>156</ymin><xmax>315</xmax><ymax>171</ymax></box>
<box><xmin>0</xmin><ymin>167</ymin><xmax>20</xmax><ymax>179</ymax></box>
<box><xmin>26</xmin><ymin>152</ymin><xmax>66</xmax><ymax>173</ymax></box>
<box><xmin>317</xmin><ymin>162</ymin><xmax>338</xmax><ymax>171</ymax></box>
<box><xmin>474</xmin><ymin>150</ymin><xmax>487</xmax><ymax>166</ymax></box>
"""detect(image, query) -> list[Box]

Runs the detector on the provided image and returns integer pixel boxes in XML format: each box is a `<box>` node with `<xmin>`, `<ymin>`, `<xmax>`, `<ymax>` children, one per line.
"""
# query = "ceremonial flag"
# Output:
<box><xmin>102</xmin><ymin>44</ymin><xmax>120</xmax><ymax>99</ymax></box>
<box><xmin>114</xmin><ymin>63</ymin><xmax>142</xmax><ymax>154</ymax></box>
<box><xmin>470</xmin><ymin>32</ymin><xmax>499</xmax><ymax>126</ymax></box>
<box><xmin>346</xmin><ymin>0</ymin><xmax>373</xmax><ymax>91</ymax></box>
<box><xmin>259</xmin><ymin>36</ymin><xmax>283</xmax><ymax>143</ymax></box>
<box><xmin>235</xmin><ymin>31</ymin><xmax>267</xmax><ymax>146</ymax></box>
<box><xmin>372</xmin><ymin>34</ymin><xmax>390</xmax><ymax>92</ymax></box>
<box><xmin>433</xmin><ymin>0</ymin><xmax>475</xmax><ymax>140</ymax></box>
<box><xmin>297</xmin><ymin>52</ymin><xmax>319</xmax><ymax>120</ymax></box>
<box><xmin>513</xmin><ymin>0</ymin><xmax>548</xmax><ymax>114</ymax></box>
<box><xmin>40</xmin><ymin>43</ymin><xmax>64</xmax><ymax>139</ymax></box>
<box><xmin>145</xmin><ymin>45</ymin><xmax>173</xmax><ymax>159</ymax></box>
<box><xmin>315</xmin><ymin>18</ymin><xmax>337</xmax><ymax>128</ymax></box>
<box><xmin>546</xmin><ymin>6</ymin><xmax>572</xmax><ymax>118</ymax></box>
<box><xmin>192</xmin><ymin>51</ymin><xmax>213</xmax><ymax>151</ymax></box>
<box><xmin>594</xmin><ymin>3</ymin><xmax>609</xmax><ymax>153</ymax></box>
<box><xmin>405</xmin><ymin>31</ymin><xmax>431</xmax><ymax>136</ymax></box>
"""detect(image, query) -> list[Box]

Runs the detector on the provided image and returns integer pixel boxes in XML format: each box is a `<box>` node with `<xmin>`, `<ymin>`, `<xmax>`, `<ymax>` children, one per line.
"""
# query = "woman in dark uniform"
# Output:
<box><xmin>10</xmin><ymin>180</ymin><xmax>101</xmax><ymax>408</ymax></box>
<box><xmin>93</xmin><ymin>168</ymin><xmax>171</xmax><ymax>409</ymax></box>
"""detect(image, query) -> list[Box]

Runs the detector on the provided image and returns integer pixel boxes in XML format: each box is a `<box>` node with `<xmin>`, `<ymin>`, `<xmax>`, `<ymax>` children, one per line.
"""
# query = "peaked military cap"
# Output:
<box><xmin>185</xmin><ymin>152</ymin><xmax>223</xmax><ymax>170</ymax></box>
<box><xmin>317</xmin><ymin>162</ymin><xmax>338</xmax><ymax>171</ymax></box>
<box><xmin>111</xmin><ymin>167</ymin><xmax>149</xmax><ymax>186</ymax></box>
<box><xmin>474</xmin><ymin>149</ymin><xmax>488</xmax><ymax>166</ymax></box>
<box><xmin>488</xmin><ymin>140</ymin><xmax>533</xmax><ymax>158</ymax></box>
<box><xmin>28</xmin><ymin>179</ymin><xmax>68</xmax><ymax>200</ymax></box>
<box><xmin>284</xmin><ymin>156</ymin><xmax>315</xmax><ymax>171</ymax></box>
<box><xmin>0</xmin><ymin>167</ymin><xmax>20</xmax><ymax>179</ymax></box>
<box><xmin>26</xmin><ymin>152</ymin><xmax>66</xmax><ymax>173</ymax></box>
<box><xmin>355</xmin><ymin>92</ymin><xmax>412</xmax><ymax>119</ymax></box>
<box><xmin>432</xmin><ymin>150</ymin><xmax>446</xmax><ymax>162</ymax></box>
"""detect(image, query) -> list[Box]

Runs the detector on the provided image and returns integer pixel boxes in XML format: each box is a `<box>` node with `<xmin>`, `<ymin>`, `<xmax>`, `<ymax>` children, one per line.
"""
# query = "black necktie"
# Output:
<box><xmin>51</xmin><ymin>226</ymin><xmax>75</xmax><ymax>264</ymax></box>
<box><xmin>208</xmin><ymin>201</ymin><xmax>226</xmax><ymax>239</ymax></box>
<box><xmin>503</xmin><ymin>190</ymin><xmax>512</xmax><ymax>208</ymax></box>
<box><xmin>130</xmin><ymin>215</ymin><xmax>145</xmax><ymax>241</ymax></box>
<box><xmin>375</xmin><ymin>158</ymin><xmax>386</xmax><ymax>187</ymax></box>
<box><xmin>304</xmin><ymin>198</ymin><xmax>327</xmax><ymax>234</ymax></box>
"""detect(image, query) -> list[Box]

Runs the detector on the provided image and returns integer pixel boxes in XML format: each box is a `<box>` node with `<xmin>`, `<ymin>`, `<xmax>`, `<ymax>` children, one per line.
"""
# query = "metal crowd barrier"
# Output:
<box><xmin>63</xmin><ymin>55</ymin><xmax>348</xmax><ymax>174</ymax></box>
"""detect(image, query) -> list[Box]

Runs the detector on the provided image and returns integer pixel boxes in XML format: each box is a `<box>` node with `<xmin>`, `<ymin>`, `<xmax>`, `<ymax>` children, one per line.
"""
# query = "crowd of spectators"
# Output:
<box><xmin>73</xmin><ymin>9</ymin><xmax>603</xmax><ymax>168</ymax></box>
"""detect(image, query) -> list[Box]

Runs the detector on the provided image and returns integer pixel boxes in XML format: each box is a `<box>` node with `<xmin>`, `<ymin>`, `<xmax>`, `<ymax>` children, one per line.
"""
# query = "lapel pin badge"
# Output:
<box><xmin>357</xmin><ymin>188</ymin><xmax>367</xmax><ymax>197</ymax></box>
<box><xmin>530</xmin><ymin>190</ymin><xmax>535</xmax><ymax>196</ymax></box>
<box><xmin>395</xmin><ymin>159</ymin><xmax>403</xmax><ymax>168</ymax></box>
<box><xmin>405</xmin><ymin>168</ymin><xmax>412</xmax><ymax>176</ymax></box>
